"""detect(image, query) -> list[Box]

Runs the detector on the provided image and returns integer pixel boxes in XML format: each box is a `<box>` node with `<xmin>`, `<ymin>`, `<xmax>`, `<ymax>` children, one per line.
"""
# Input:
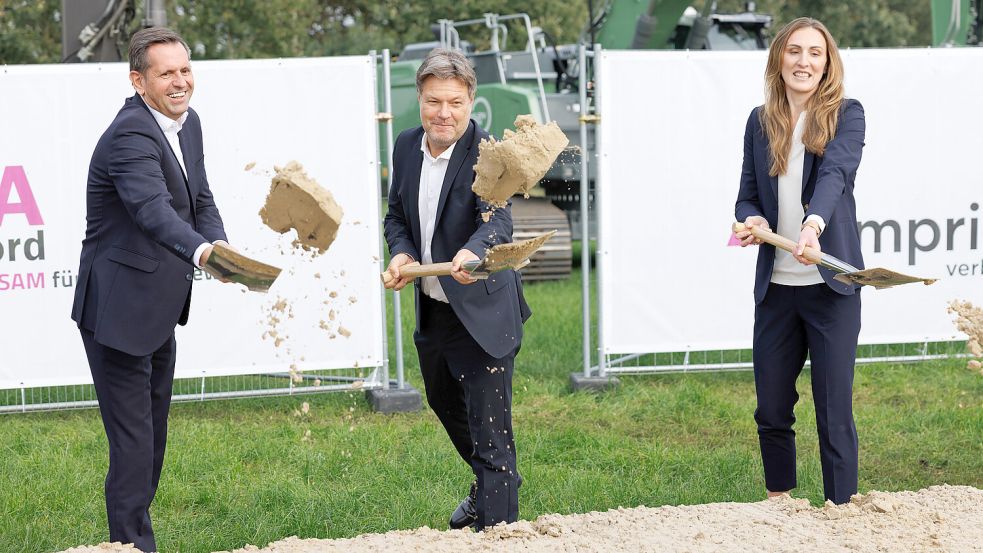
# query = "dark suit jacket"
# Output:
<box><xmin>736</xmin><ymin>99</ymin><xmax>866</xmax><ymax>305</ymax></box>
<box><xmin>384</xmin><ymin>120</ymin><xmax>531</xmax><ymax>359</ymax></box>
<box><xmin>72</xmin><ymin>93</ymin><xmax>227</xmax><ymax>356</ymax></box>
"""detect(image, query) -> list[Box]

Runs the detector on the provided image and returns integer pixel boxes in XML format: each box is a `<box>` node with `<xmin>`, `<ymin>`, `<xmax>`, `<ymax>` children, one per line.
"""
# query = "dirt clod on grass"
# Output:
<box><xmin>260</xmin><ymin>161</ymin><xmax>343</xmax><ymax>254</ymax></box>
<box><xmin>472</xmin><ymin>115</ymin><xmax>569</xmax><ymax>208</ymax></box>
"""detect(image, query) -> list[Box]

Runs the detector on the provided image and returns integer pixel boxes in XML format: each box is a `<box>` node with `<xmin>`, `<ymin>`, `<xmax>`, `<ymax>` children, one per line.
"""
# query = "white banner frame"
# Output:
<box><xmin>596</xmin><ymin>48</ymin><xmax>983</xmax><ymax>365</ymax></box>
<box><xmin>0</xmin><ymin>56</ymin><xmax>386</xmax><ymax>390</ymax></box>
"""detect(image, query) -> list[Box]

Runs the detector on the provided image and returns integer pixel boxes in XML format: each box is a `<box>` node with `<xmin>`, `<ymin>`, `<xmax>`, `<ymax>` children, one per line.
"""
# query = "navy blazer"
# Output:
<box><xmin>736</xmin><ymin>99</ymin><xmax>866</xmax><ymax>305</ymax></box>
<box><xmin>72</xmin><ymin>94</ymin><xmax>227</xmax><ymax>356</ymax></box>
<box><xmin>384</xmin><ymin>120</ymin><xmax>531</xmax><ymax>359</ymax></box>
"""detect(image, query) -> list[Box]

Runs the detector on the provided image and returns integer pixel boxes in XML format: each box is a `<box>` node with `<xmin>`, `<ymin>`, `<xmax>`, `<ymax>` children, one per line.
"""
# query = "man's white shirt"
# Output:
<box><xmin>146</xmin><ymin>100</ymin><xmax>211</xmax><ymax>268</ymax></box>
<box><xmin>417</xmin><ymin>134</ymin><xmax>457</xmax><ymax>303</ymax></box>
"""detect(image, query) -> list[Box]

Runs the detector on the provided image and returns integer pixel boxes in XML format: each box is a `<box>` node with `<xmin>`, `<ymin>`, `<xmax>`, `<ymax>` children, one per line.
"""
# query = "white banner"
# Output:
<box><xmin>0</xmin><ymin>57</ymin><xmax>386</xmax><ymax>389</ymax></box>
<box><xmin>597</xmin><ymin>48</ymin><xmax>983</xmax><ymax>355</ymax></box>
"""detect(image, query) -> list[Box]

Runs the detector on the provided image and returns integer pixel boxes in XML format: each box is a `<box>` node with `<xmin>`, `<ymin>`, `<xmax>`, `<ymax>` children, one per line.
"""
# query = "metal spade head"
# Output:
<box><xmin>469</xmin><ymin>230</ymin><xmax>557</xmax><ymax>277</ymax></box>
<box><xmin>833</xmin><ymin>268</ymin><xmax>937</xmax><ymax>289</ymax></box>
<box><xmin>202</xmin><ymin>243</ymin><xmax>282</xmax><ymax>293</ymax></box>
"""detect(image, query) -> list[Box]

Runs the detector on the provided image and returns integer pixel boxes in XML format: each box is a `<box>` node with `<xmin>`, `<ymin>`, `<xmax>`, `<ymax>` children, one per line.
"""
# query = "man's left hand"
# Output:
<box><xmin>451</xmin><ymin>249</ymin><xmax>479</xmax><ymax>285</ymax></box>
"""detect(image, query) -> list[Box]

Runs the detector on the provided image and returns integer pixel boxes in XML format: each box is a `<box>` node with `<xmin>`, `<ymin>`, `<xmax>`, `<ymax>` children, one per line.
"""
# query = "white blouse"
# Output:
<box><xmin>771</xmin><ymin>112</ymin><xmax>824</xmax><ymax>286</ymax></box>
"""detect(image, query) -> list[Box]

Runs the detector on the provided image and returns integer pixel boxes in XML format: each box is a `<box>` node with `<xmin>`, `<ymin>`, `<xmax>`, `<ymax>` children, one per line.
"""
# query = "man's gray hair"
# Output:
<box><xmin>129</xmin><ymin>27</ymin><xmax>191</xmax><ymax>74</ymax></box>
<box><xmin>415</xmin><ymin>48</ymin><xmax>477</xmax><ymax>99</ymax></box>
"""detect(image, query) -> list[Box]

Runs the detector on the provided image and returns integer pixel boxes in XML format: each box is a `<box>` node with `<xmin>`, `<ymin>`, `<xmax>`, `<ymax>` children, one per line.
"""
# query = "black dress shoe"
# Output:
<box><xmin>448</xmin><ymin>480</ymin><xmax>478</xmax><ymax>529</ymax></box>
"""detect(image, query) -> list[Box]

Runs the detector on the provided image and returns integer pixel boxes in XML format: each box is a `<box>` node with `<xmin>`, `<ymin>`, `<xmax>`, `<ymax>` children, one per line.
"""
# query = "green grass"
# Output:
<box><xmin>1</xmin><ymin>267</ymin><xmax>981</xmax><ymax>552</ymax></box>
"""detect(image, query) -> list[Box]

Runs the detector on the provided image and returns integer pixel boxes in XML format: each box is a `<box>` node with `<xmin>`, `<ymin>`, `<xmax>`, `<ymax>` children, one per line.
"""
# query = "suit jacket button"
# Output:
<box><xmin>186</xmin><ymin>273</ymin><xmax>193</xmax><ymax>281</ymax></box>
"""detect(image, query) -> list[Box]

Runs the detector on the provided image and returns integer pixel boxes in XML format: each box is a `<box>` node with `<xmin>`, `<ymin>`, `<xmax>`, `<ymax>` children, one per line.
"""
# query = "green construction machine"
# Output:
<box><xmin>380</xmin><ymin>1</ymin><xmax>773</xmax><ymax>280</ymax></box>
<box><xmin>931</xmin><ymin>0</ymin><xmax>982</xmax><ymax>45</ymax></box>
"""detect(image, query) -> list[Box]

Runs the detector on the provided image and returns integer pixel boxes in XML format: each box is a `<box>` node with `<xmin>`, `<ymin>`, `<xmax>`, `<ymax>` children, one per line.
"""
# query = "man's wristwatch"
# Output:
<box><xmin>801</xmin><ymin>220</ymin><xmax>822</xmax><ymax>237</ymax></box>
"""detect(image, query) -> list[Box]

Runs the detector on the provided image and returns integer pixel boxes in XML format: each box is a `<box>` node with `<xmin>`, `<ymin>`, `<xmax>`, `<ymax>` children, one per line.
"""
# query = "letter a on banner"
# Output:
<box><xmin>0</xmin><ymin>166</ymin><xmax>44</xmax><ymax>226</ymax></box>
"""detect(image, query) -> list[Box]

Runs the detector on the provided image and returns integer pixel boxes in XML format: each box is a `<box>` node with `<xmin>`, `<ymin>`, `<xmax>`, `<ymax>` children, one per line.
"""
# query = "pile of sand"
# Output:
<box><xmin>58</xmin><ymin>544</ymin><xmax>141</xmax><ymax>553</ymax></box>
<box><xmin>259</xmin><ymin>161</ymin><xmax>344</xmax><ymax>254</ymax></box>
<box><xmin>472</xmin><ymin>115</ymin><xmax>569</xmax><ymax>208</ymax></box>
<box><xmin>948</xmin><ymin>299</ymin><xmax>983</xmax><ymax>373</ymax></box>
<box><xmin>60</xmin><ymin>485</ymin><xmax>983</xmax><ymax>552</ymax></box>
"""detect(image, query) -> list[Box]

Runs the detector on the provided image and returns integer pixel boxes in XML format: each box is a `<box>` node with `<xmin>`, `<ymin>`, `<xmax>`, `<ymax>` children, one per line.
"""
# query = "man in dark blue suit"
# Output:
<box><xmin>383</xmin><ymin>48</ymin><xmax>531</xmax><ymax>531</ymax></box>
<box><xmin>71</xmin><ymin>27</ymin><xmax>232</xmax><ymax>551</ymax></box>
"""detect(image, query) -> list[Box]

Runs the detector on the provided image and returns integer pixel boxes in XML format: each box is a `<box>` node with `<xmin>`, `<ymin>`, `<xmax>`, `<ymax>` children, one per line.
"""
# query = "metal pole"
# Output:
<box><xmin>521</xmin><ymin>14</ymin><xmax>551</xmax><ymax>121</ymax></box>
<box><xmin>371</xmin><ymin>50</ymin><xmax>394</xmax><ymax>392</ymax></box>
<box><xmin>593</xmin><ymin>44</ymin><xmax>608</xmax><ymax>378</ymax></box>
<box><xmin>382</xmin><ymin>49</ymin><xmax>406</xmax><ymax>390</ymax></box>
<box><xmin>144</xmin><ymin>0</ymin><xmax>167</xmax><ymax>27</ymax></box>
<box><xmin>578</xmin><ymin>43</ymin><xmax>592</xmax><ymax>379</ymax></box>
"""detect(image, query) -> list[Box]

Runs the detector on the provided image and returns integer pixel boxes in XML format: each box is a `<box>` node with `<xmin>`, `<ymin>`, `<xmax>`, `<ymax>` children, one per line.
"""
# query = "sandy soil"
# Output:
<box><xmin>60</xmin><ymin>485</ymin><xmax>983</xmax><ymax>552</ymax></box>
<box><xmin>259</xmin><ymin>161</ymin><xmax>343</xmax><ymax>254</ymax></box>
<box><xmin>481</xmin><ymin>231</ymin><xmax>556</xmax><ymax>272</ymax></box>
<box><xmin>948</xmin><ymin>299</ymin><xmax>983</xmax><ymax>374</ymax></box>
<box><xmin>472</xmin><ymin>115</ymin><xmax>569</xmax><ymax>208</ymax></box>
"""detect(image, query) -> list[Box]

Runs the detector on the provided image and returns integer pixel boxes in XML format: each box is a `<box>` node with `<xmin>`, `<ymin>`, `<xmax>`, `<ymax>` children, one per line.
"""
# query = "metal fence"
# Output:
<box><xmin>596</xmin><ymin>340</ymin><xmax>970</xmax><ymax>376</ymax></box>
<box><xmin>1</xmin><ymin>51</ymin><xmax>401</xmax><ymax>416</ymax></box>
<box><xmin>0</xmin><ymin>366</ymin><xmax>386</xmax><ymax>414</ymax></box>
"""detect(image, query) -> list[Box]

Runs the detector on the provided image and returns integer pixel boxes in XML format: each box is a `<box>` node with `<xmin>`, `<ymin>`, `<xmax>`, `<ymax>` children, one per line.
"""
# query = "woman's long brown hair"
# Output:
<box><xmin>762</xmin><ymin>17</ymin><xmax>844</xmax><ymax>177</ymax></box>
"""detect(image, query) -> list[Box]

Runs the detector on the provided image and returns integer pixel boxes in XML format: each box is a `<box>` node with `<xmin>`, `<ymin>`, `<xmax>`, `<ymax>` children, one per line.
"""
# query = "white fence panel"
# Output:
<box><xmin>0</xmin><ymin>56</ymin><xmax>385</xmax><ymax>389</ymax></box>
<box><xmin>597</xmin><ymin>48</ymin><xmax>983</xmax><ymax>356</ymax></box>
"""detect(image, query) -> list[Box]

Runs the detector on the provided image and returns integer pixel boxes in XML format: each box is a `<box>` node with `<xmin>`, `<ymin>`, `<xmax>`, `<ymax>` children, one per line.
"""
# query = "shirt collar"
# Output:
<box><xmin>421</xmin><ymin>132</ymin><xmax>456</xmax><ymax>162</ymax></box>
<box><xmin>146</xmin><ymin>100</ymin><xmax>189</xmax><ymax>134</ymax></box>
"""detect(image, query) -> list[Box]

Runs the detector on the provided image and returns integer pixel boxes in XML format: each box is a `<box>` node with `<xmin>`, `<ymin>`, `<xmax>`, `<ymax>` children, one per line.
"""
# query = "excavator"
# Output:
<box><xmin>61</xmin><ymin>0</ymin><xmax>983</xmax><ymax>279</ymax></box>
<box><xmin>383</xmin><ymin>1</ymin><xmax>774</xmax><ymax>279</ymax></box>
<box><xmin>383</xmin><ymin>0</ymin><xmax>982</xmax><ymax>280</ymax></box>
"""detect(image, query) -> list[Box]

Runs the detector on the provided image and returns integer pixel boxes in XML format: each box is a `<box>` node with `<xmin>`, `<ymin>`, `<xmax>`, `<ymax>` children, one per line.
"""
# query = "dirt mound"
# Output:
<box><xmin>259</xmin><ymin>161</ymin><xmax>343</xmax><ymax>254</ymax></box>
<box><xmin>176</xmin><ymin>484</ymin><xmax>983</xmax><ymax>552</ymax></box>
<box><xmin>57</xmin><ymin>543</ymin><xmax>141</xmax><ymax>553</ymax></box>
<box><xmin>472</xmin><ymin>115</ymin><xmax>569</xmax><ymax>208</ymax></box>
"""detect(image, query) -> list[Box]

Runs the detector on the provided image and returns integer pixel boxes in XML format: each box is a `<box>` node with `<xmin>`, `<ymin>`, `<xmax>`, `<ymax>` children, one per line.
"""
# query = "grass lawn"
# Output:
<box><xmin>1</xmin><ymin>267</ymin><xmax>980</xmax><ymax>553</ymax></box>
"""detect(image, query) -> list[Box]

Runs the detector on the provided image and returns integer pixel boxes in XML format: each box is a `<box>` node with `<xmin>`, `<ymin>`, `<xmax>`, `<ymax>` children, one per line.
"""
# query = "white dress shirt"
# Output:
<box><xmin>772</xmin><ymin>111</ymin><xmax>824</xmax><ymax>286</ymax></box>
<box><xmin>146</xmin><ymin>101</ymin><xmax>210</xmax><ymax>267</ymax></box>
<box><xmin>418</xmin><ymin>134</ymin><xmax>456</xmax><ymax>302</ymax></box>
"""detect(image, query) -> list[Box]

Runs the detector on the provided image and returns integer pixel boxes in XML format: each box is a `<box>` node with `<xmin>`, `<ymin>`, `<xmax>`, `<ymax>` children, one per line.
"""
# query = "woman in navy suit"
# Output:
<box><xmin>734</xmin><ymin>17</ymin><xmax>866</xmax><ymax>504</ymax></box>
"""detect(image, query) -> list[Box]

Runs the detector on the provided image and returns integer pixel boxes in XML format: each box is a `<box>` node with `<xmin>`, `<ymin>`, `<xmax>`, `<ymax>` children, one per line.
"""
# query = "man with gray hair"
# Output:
<box><xmin>72</xmin><ymin>26</ymin><xmax>234</xmax><ymax>551</ymax></box>
<box><xmin>384</xmin><ymin>48</ymin><xmax>531</xmax><ymax>530</ymax></box>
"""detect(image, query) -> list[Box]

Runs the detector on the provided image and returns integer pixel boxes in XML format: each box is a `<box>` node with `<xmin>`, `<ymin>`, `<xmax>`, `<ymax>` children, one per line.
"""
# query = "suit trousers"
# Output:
<box><xmin>414</xmin><ymin>293</ymin><xmax>520</xmax><ymax>529</ymax></box>
<box><xmin>752</xmin><ymin>282</ymin><xmax>861</xmax><ymax>504</ymax></box>
<box><xmin>80</xmin><ymin>328</ymin><xmax>177</xmax><ymax>553</ymax></box>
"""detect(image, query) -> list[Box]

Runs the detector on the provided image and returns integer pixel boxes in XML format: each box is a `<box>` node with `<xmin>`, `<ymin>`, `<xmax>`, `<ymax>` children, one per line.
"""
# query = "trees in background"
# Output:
<box><xmin>0</xmin><ymin>0</ymin><xmax>63</xmax><ymax>64</ymax></box>
<box><xmin>717</xmin><ymin>0</ymin><xmax>929</xmax><ymax>47</ymax></box>
<box><xmin>0</xmin><ymin>0</ymin><xmax>946</xmax><ymax>65</ymax></box>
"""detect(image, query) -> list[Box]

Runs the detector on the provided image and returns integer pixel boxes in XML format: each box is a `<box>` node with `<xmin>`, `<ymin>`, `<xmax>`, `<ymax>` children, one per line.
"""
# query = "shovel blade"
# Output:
<box><xmin>471</xmin><ymin>230</ymin><xmax>556</xmax><ymax>275</ymax></box>
<box><xmin>833</xmin><ymin>268</ymin><xmax>936</xmax><ymax>289</ymax></box>
<box><xmin>203</xmin><ymin>243</ymin><xmax>282</xmax><ymax>293</ymax></box>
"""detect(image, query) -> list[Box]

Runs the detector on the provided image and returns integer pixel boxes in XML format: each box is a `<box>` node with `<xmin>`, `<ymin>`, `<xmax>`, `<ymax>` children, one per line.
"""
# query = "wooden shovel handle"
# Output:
<box><xmin>732</xmin><ymin>222</ymin><xmax>823</xmax><ymax>265</ymax></box>
<box><xmin>380</xmin><ymin>262</ymin><xmax>454</xmax><ymax>285</ymax></box>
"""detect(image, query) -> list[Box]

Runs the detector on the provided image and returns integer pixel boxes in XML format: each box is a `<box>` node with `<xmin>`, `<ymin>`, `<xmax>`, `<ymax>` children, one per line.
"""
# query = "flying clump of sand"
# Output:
<box><xmin>62</xmin><ymin>485</ymin><xmax>981</xmax><ymax>553</ymax></box>
<box><xmin>472</xmin><ymin>115</ymin><xmax>569</xmax><ymax>209</ymax></box>
<box><xmin>948</xmin><ymin>299</ymin><xmax>983</xmax><ymax>373</ymax></box>
<box><xmin>260</xmin><ymin>161</ymin><xmax>344</xmax><ymax>254</ymax></box>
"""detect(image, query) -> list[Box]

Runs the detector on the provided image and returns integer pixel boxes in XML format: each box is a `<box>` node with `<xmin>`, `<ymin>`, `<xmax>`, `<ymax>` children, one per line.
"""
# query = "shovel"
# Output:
<box><xmin>202</xmin><ymin>243</ymin><xmax>282</xmax><ymax>293</ymax></box>
<box><xmin>732</xmin><ymin>222</ymin><xmax>936</xmax><ymax>289</ymax></box>
<box><xmin>381</xmin><ymin>230</ymin><xmax>556</xmax><ymax>286</ymax></box>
